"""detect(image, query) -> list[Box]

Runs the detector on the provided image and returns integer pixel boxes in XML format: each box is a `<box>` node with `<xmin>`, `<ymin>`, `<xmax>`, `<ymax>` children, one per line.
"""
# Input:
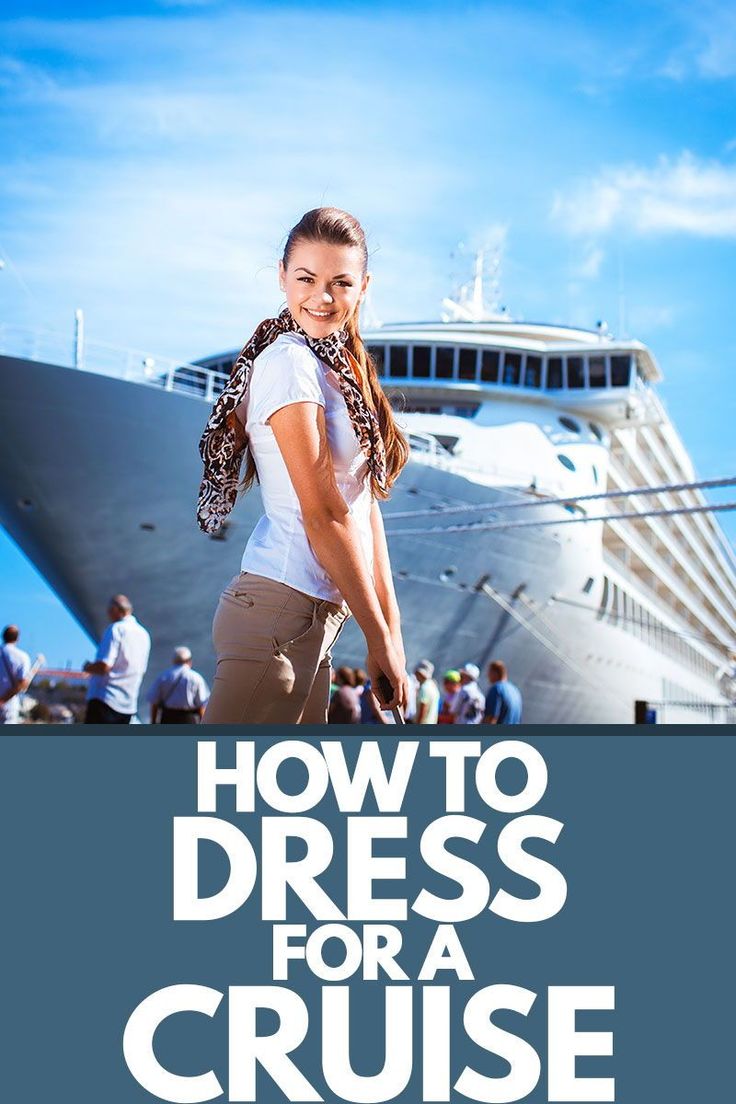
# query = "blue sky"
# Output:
<box><xmin>1</xmin><ymin>0</ymin><xmax>735</xmax><ymax>666</ymax></box>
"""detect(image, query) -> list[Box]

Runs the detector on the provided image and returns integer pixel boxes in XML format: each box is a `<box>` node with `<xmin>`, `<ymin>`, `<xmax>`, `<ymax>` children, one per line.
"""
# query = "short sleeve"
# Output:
<box><xmin>194</xmin><ymin>674</ymin><xmax>210</xmax><ymax>708</ymax></box>
<box><xmin>485</xmin><ymin>686</ymin><xmax>500</xmax><ymax>719</ymax></box>
<box><xmin>147</xmin><ymin>675</ymin><xmax>163</xmax><ymax>704</ymax></box>
<box><xmin>97</xmin><ymin>624</ymin><xmax>120</xmax><ymax>667</ymax></box>
<box><xmin>249</xmin><ymin>337</ymin><xmax>326</xmax><ymax>426</ymax></box>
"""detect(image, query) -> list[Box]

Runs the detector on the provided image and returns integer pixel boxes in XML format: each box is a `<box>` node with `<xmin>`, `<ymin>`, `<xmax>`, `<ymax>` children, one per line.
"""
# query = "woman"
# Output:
<box><xmin>327</xmin><ymin>667</ymin><xmax>361</xmax><ymax>725</ymax></box>
<box><xmin>198</xmin><ymin>207</ymin><xmax>409</xmax><ymax>724</ymax></box>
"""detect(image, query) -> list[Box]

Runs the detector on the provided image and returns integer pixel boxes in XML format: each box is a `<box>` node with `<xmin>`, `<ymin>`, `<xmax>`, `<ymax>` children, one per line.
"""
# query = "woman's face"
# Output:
<box><xmin>279</xmin><ymin>239</ymin><xmax>369</xmax><ymax>339</ymax></box>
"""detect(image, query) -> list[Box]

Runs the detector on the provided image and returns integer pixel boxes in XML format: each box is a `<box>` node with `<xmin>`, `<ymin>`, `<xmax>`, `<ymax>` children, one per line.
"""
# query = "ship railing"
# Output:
<box><xmin>0</xmin><ymin>323</ymin><xmax>229</xmax><ymax>401</ymax></box>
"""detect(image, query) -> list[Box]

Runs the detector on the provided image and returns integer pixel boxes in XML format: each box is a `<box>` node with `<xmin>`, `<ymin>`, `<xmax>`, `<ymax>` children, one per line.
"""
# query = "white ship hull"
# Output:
<box><xmin>0</xmin><ymin>352</ymin><xmax>728</xmax><ymax>723</ymax></box>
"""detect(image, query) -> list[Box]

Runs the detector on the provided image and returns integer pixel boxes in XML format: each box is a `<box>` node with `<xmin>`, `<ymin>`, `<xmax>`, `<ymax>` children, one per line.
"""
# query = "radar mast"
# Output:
<box><xmin>441</xmin><ymin>231</ymin><xmax>512</xmax><ymax>323</ymax></box>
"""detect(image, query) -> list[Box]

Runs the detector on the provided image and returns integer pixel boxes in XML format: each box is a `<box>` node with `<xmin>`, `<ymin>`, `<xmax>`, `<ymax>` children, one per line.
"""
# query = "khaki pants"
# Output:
<box><xmin>204</xmin><ymin>573</ymin><xmax>350</xmax><ymax>724</ymax></box>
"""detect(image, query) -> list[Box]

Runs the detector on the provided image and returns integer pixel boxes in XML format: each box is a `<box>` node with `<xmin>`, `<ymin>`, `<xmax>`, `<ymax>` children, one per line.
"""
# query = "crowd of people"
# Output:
<box><xmin>0</xmin><ymin>597</ymin><xmax>210</xmax><ymax>725</ymax></box>
<box><xmin>327</xmin><ymin>658</ymin><xmax>522</xmax><ymax>724</ymax></box>
<box><xmin>2</xmin><ymin>595</ymin><xmax>522</xmax><ymax>725</ymax></box>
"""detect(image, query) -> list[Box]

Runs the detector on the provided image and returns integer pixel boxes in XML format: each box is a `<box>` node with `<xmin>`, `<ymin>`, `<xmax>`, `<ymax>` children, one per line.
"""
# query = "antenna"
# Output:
<box><xmin>617</xmin><ymin>243</ymin><xmax>627</xmax><ymax>338</ymax></box>
<box><xmin>442</xmin><ymin>228</ymin><xmax>511</xmax><ymax>323</ymax></box>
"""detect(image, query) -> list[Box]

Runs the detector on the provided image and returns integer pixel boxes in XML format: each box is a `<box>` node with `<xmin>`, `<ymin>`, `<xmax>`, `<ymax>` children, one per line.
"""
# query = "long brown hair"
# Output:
<box><xmin>282</xmin><ymin>207</ymin><xmax>409</xmax><ymax>497</ymax></box>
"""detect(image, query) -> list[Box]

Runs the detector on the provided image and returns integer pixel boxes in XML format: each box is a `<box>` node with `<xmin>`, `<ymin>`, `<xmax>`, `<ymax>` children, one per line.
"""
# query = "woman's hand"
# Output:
<box><xmin>367</xmin><ymin>638</ymin><xmax>408</xmax><ymax>712</ymax></box>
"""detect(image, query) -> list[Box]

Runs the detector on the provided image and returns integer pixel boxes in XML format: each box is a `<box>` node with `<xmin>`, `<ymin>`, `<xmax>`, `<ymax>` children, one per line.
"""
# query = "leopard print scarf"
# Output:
<box><xmin>197</xmin><ymin>307</ymin><xmax>387</xmax><ymax>534</ymax></box>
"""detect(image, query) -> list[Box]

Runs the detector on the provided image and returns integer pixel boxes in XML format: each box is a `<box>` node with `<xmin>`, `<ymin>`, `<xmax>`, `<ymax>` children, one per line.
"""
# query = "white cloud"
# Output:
<box><xmin>552</xmin><ymin>152</ymin><xmax>736</xmax><ymax>238</ymax></box>
<box><xmin>0</xmin><ymin>9</ymin><xmax>472</xmax><ymax>355</ymax></box>
<box><xmin>660</xmin><ymin>2</ymin><xmax>736</xmax><ymax>81</ymax></box>
<box><xmin>692</xmin><ymin>7</ymin><xmax>736</xmax><ymax>78</ymax></box>
<box><xmin>573</xmin><ymin>243</ymin><xmax>605</xmax><ymax>279</ymax></box>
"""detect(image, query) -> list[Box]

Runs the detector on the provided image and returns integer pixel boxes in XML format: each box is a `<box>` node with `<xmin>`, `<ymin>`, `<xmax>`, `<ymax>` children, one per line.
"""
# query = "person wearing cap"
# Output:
<box><xmin>148</xmin><ymin>647</ymin><xmax>210</xmax><ymax>724</ymax></box>
<box><xmin>414</xmin><ymin>660</ymin><xmax>440</xmax><ymax>725</ymax></box>
<box><xmin>84</xmin><ymin>595</ymin><xmax>151</xmax><ymax>724</ymax></box>
<box><xmin>454</xmin><ymin>662</ymin><xmax>486</xmax><ymax>725</ymax></box>
<box><xmin>438</xmin><ymin>669</ymin><xmax>462</xmax><ymax>723</ymax></box>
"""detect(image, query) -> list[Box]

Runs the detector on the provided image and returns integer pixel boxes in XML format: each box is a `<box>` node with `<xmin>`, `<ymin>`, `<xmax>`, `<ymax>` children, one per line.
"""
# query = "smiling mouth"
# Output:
<box><xmin>303</xmin><ymin>307</ymin><xmax>336</xmax><ymax>320</ymax></box>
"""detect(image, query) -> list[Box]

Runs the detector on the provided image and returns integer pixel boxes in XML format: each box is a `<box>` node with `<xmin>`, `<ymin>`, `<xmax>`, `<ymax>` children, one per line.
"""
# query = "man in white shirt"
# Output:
<box><xmin>455</xmin><ymin>662</ymin><xmax>486</xmax><ymax>724</ymax></box>
<box><xmin>0</xmin><ymin>625</ymin><xmax>32</xmax><ymax>725</ymax></box>
<box><xmin>148</xmin><ymin>647</ymin><xmax>210</xmax><ymax>724</ymax></box>
<box><xmin>83</xmin><ymin>595</ymin><xmax>151</xmax><ymax>724</ymax></box>
<box><xmin>414</xmin><ymin>660</ymin><xmax>440</xmax><ymax>725</ymax></box>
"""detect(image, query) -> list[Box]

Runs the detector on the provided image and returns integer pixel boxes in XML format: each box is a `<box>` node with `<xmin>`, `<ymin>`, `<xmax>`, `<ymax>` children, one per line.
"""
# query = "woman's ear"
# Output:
<box><xmin>278</xmin><ymin>259</ymin><xmax>286</xmax><ymax>292</ymax></box>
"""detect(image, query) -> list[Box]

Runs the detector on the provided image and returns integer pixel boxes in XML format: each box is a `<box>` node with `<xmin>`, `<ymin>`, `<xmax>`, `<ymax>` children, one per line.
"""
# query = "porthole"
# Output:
<box><xmin>557</xmin><ymin>454</ymin><xmax>576</xmax><ymax>471</ymax></box>
<box><xmin>589</xmin><ymin>421</ymin><xmax>604</xmax><ymax>441</ymax></box>
<box><xmin>558</xmin><ymin>416</ymin><xmax>580</xmax><ymax>433</ymax></box>
<box><xmin>592</xmin><ymin>465</ymin><xmax>599</xmax><ymax>484</ymax></box>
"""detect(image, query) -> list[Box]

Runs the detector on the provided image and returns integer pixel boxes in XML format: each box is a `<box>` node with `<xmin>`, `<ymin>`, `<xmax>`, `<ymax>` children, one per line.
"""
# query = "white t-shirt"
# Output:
<box><xmin>0</xmin><ymin>643</ymin><xmax>31</xmax><ymax>724</ymax></box>
<box><xmin>86</xmin><ymin>614</ymin><xmax>151</xmax><ymax>715</ymax></box>
<box><xmin>455</xmin><ymin>681</ymin><xmax>485</xmax><ymax>724</ymax></box>
<box><xmin>240</xmin><ymin>332</ymin><xmax>374</xmax><ymax>602</ymax></box>
<box><xmin>416</xmin><ymin>678</ymin><xmax>440</xmax><ymax>724</ymax></box>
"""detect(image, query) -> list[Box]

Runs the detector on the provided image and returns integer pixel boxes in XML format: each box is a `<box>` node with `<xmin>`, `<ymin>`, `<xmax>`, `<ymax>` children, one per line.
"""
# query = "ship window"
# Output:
<box><xmin>502</xmin><ymin>351</ymin><xmax>521</xmax><ymax>385</ymax></box>
<box><xmin>389</xmin><ymin>345</ymin><xmax>408</xmax><ymax>378</ymax></box>
<box><xmin>481</xmin><ymin>349</ymin><xmax>499</xmax><ymax>382</ymax></box>
<box><xmin>567</xmin><ymin>356</ymin><xmax>585</xmax><ymax>388</ymax></box>
<box><xmin>458</xmin><ymin>347</ymin><xmax>478</xmax><ymax>381</ymax></box>
<box><xmin>559</xmin><ymin>415</ymin><xmax>580</xmax><ymax>433</ymax></box>
<box><xmin>589</xmin><ymin>421</ymin><xmax>604</xmax><ymax>441</ymax></box>
<box><xmin>589</xmin><ymin>355</ymin><xmax>607</xmax><ymax>387</ymax></box>
<box><xmin>368</xmin><ymin>345</ymin><xmax>385</xmax><ymax>376</ymax></box>
<box><xmin>592</xmin><ymin>464</ymin><xmax>599</xmax><ymax>484</ymax></box>
<box><xmin>557</xmin><ymin>453</ymin><xmax>576</xmax><ymax>471</ymax></box>
<box><xmin>583</xmin><ymin>576</ymin><xmax>595</xmax><ymax>594</ymax></box>
<box><xmin>547</xmin><ymin>357</ymin><xmax>563</xmax><ymax>388</ymax></box>
<box><xmin>412</xmin><ymin>345</ymin><xmax>431</xmax><ymax>378</ymax></box>
<box><xmin>524</xmin><ymin>355</ymin><xmax>542</xmax><ymax>388</ymax></box>
<box><xmin>435</xmin><ymin>347</ymin><xmax>454</xmax><ymax>379</ymax></box>
<box><xmin>611</xmin><ymin>355</ymin><xmax>631</xmax><ymax>386</ymax></box>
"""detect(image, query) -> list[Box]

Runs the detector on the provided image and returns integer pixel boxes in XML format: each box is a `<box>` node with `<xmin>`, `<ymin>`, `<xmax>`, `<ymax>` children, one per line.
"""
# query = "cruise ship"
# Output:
<box><xmin>2</xmin><ymin>262</ymin><xmax>735</xmax><ymax>723</ymax></box>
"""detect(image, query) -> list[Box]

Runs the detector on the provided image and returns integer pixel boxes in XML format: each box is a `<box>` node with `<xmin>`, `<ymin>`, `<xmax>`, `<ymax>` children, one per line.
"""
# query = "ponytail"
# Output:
<box><xmin>344</xmin><ymin>309</ymin><xmax>409</xmax><ymax>497</ymax></box>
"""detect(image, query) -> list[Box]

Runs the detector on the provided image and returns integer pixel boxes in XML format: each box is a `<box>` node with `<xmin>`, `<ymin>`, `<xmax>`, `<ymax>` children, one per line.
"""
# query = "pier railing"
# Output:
<box><xmin>0</xmin><ymin>323</ymin><xmax>229</xmax><ymax>401</ymax></box>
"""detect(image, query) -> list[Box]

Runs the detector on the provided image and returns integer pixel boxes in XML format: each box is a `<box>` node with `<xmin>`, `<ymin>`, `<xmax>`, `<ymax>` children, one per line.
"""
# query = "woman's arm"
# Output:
<box><xmin>269</xmin><ymin>401</ymin><xmax>406</xmax><ymax>710</ymax></box>
<box><xmin>369</xmin><ymin>499</ymin><xmax>409</xmax><ymax>711</ymax></box>
<box><xmin>369</xmin><ymin>499</ymin><xmax>404</xmax><ymax>663</ymax></box>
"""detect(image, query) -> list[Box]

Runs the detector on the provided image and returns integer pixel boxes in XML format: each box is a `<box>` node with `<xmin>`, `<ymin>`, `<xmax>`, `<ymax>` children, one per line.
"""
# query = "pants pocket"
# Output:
<box><xmin>272</xmin><ymin>606</ymin><xmax>316</xmax><ymax>656</ymax></box>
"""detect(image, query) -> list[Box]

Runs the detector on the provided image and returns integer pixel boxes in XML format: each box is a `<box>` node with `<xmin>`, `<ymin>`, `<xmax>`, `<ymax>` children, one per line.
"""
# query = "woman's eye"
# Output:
<box><xmin>298</xmin><ymin>276</ymin><xmax>313</xmax><ymax>283</ymax></box>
